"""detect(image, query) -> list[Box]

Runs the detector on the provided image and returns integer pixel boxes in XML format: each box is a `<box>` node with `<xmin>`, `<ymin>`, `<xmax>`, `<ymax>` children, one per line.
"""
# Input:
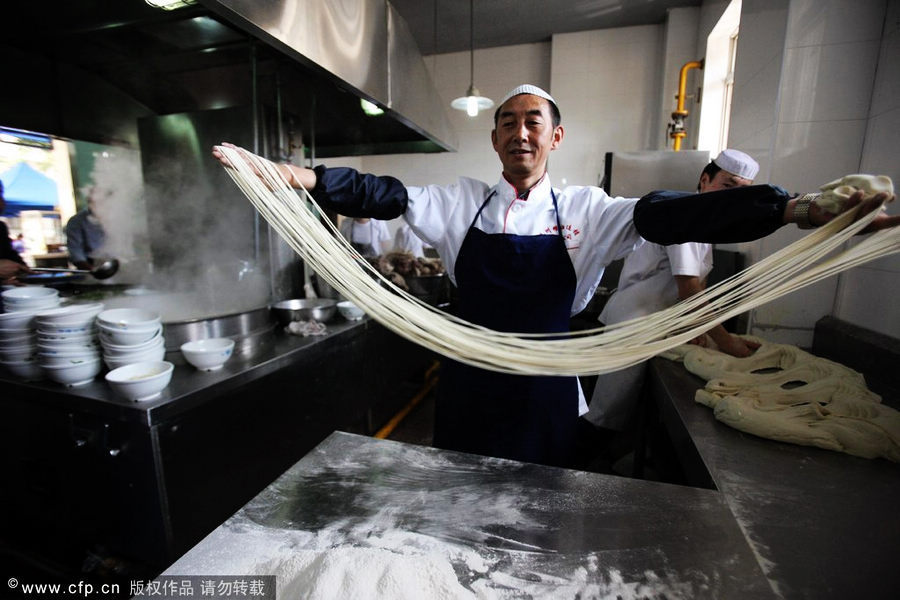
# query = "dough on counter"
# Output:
<box><xmin>666</xmin><ymin>339</ymin><xmax>900</xmax><ymax>462</ymax></box>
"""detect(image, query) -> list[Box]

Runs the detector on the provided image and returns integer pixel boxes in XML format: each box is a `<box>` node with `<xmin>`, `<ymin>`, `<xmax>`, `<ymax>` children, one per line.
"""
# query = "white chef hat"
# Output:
<box><xmin>713</xmin><ymin>149</ymin><xmax>759</xmax><ymax>180</ymax></box>
<box><xmin>497</xmin><ymin>84</ymin><xmax>560</xmax><ymax>118</ymax></box>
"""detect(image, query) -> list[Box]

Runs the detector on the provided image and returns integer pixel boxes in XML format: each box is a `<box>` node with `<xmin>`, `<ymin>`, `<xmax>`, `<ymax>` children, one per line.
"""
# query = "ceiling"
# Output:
<box><xmin>390</xmin><ymin>0</ymin><xmax>701</xmax><ymax>55</ymax></box>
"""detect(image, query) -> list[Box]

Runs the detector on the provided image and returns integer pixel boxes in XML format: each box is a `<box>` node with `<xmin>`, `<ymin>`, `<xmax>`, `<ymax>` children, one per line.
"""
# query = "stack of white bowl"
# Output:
<box><xmin>1</xmin><ymin>286</ymin><xmax>61</xmax><ymax>313</ymax></box>
<box><xmin>34</xmin><ymin>303</ymin><xmax>105</xmax><ymax>387</ymax></box>
<box><xmin>96</xmin><ymin>308</ymin><xmax>166</xmax><ymax>370</ymax></box>
<box><xmin>0</xmin><ymin>309</ymin><xmax>41</xmax><ymax>380</ymax></box>
<box><xmin>0</xmin><ymin>286</ymin><xmax>61</xmax><ymax>381</ymax></box>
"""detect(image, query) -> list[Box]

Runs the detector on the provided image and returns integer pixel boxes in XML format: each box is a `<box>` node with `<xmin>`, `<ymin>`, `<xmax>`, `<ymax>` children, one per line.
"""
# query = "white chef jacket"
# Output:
<box><xmin>399</xmin><ymin>173</ymin><xmax>641</xmax><ymax>417</ymax></box>
<box><xmin>586</xmin><ymin>240</ymin><xmax>713</xmax><ymax>430</ymax></box>
<box><xmin>393</xmin><ymin>223</ymin><xmax>428</xmax><ymax>257</ymax></box>
<box><xmin>600</xmin><ymin>241</ymin><xmax>713</xmax><ymax>325</ymax></box>
<box><xmin>403</xmin><ymin>173</ymin><xmax>642</xmax><ymax>316</ymax></box>
<box><xmin>338</xmin><ymin>218</ymin><xmax>392</xmax><ymax>254</ymax></box>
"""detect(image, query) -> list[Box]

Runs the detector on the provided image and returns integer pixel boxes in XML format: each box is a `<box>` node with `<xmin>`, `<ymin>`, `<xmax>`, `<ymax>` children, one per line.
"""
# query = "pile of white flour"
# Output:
<box><xmin>258</xmin><ymin>546</ymin><xmax>474</xmax><ymax>600</ymax></box>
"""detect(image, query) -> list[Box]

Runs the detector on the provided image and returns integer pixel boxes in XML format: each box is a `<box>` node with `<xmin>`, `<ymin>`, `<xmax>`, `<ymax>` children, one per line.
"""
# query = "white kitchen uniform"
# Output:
<box><xmin>585</xmin><ymin>240</ymin><xmax>713</xmax><ymax>429</ymax></box>
<box><xmin>403</xmin><ymin>174</ymin><xmax>642</xmax><ymax>316</ymax></box>
<box><xmin>338</xmin><ymin>218</ymin><xmax>392</xmax><ymax>256</ymax></box>
<box><xmin>399</xmin><ymin>173</ymin><xmax>643</xmax><ymax>416</ymax></box>
<box><xmin>393</xmin><ymin>222</ymin><xmax>428</xmax><ymax>257</ymax></box>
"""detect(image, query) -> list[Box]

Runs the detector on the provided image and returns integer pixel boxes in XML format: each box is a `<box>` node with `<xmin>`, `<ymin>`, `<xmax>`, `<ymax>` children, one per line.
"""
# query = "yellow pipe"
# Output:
<box><xmin>374</xmin><ymin>361</ymin><xmax>440</xmax><ymax>439</ymax></box>
<box><xmin>671</xmin><ymin>59</ymin><xmax>704</xmax><ymax>151</ymax></box>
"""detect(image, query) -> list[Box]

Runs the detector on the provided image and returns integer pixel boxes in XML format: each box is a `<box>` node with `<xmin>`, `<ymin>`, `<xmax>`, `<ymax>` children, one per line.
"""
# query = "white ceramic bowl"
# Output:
<box><xmin>180</xmin><ymin>338</ymin><xmax>235</xmax><ymax>371</ymax></box>
<box><xmin>1</xmin><ymin>358</ymin><xmax>43</xmax><ymax>381</ymax></box>
<box><xmin>105</xmin><ymin>361</ymin><xmax>174</xmax><ymax>402</ymax></box>
<box><xmin>103</xmin><ymin>344</ymin><xmax>166</xmax><ymax>370</ymax></box>
<box><xmin>3</xmin><ymin>299</ymin><xmax>61</xmax><ymax>313</ymax></box>
<box><xmin>101</xmin><ymin>334</ymin><xmax>164</xmax><ymax>356</ymax></box>
<box><xmin>97</xmin><ymin>308</ymin><xmax>161</xmax><ymax>330</ymax></box>
<box><xmin>0</xmin><ymin>310</ymin><xmax>36</xmax><ymax>329</ymax></box>
<box><xmin>0</xmin><ymin>345</ymin><xmax>38</xmax><ymax>362</ymax></box>
<box><xmin>336</xmin><ymin>300</ymin><xmax>365</xmax><ymax>321</ymax></box>
<box><xmin>0</xmin><ymin>335</ymin><xmax>36</xmax><ymax>350</ymax></box>
<box><xmin>2</xmin><ymin>286</ymin><xmax>59</xmax><ymax>301</ymax></box>
<box><xmin>37</xmin><ymin>333</ymin><xmax>99</xmax><ymax>350</ymax></box>
<box><xmin>42</xmin><ymin>357</ymin><xmax>102</xmax><ymax>387</ymax></box>
<box><xmin>0</xmin><ymin>327</ymin><xmax>34</xmax><ymax>341</ymax></box>
<box><xmin>37</xmin><ymin>341</ymin><xmax>101</xmax><ymax>356</ymax></box>
<box><xmin>99</xmin><ymin>323</ymin><xmax>163</xmax><ymax>346</ymax></box>
<box><xmin>34</xmin><ymin>302</ymin><xmax>103</xmax><ymax>320</ymax></box>
<box><xmin>40</xmin><ymin>352</ymin><xmax>101</xmax><ymax>367</ymax></box>
<box><xmin>35</xmin><ymin>322</ymin><xmax>98</xmax><ymax>336</ymax></box>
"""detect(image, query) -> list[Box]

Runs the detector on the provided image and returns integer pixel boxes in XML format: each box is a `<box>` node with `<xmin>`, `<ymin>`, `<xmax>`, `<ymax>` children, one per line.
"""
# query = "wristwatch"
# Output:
<box><xmin>793</xmin><ymin>193</ymin><xmax>820</xmax><ymax>229</ymax></box>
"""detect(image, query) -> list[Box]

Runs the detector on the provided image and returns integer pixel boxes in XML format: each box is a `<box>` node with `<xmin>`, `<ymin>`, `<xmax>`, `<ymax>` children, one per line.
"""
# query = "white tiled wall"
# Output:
<box><xmin>839</xmin><ymin>0</ymin><xmax>900</xmax><ymax>336</ymax></box>
<box><xmin>550</xmin><ymin>25</ymin><xmax>664</xmax><ymax>188</ymax></box>
<box><xmin>732</xmin><ymin>0</ymin><xmax>895</xmax><ymax>344</ymax></box>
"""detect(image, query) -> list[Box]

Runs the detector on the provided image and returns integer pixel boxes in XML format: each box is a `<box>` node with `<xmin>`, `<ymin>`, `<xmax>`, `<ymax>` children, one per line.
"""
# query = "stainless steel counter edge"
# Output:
<box><xmin>647</xmin><ymin>357</ymin><xmax>900</xmax><ymax>599</ymax></box>
<box><xmin>1</xmin><ymin>318</ymin><xmax>369</xmax><ymax>426</ymax></box>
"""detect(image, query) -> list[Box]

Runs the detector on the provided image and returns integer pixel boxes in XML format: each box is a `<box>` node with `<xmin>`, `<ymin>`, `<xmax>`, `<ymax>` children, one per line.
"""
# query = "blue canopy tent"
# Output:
<box><xmin>0</xmin><ymin>162</ymin><xmax>59</xmax><ymax>216</ymax></box>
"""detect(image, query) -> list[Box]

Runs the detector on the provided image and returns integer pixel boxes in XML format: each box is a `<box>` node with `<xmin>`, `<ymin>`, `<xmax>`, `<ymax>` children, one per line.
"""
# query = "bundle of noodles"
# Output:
<box><xmin>214</xmin><ymin>145</ymin><xmax>899</xmax><ymax>377</ymax></box>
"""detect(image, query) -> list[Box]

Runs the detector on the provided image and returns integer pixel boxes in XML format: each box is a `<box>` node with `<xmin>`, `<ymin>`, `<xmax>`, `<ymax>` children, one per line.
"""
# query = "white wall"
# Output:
<box><xmin>837</xmin><ymin>0</ymin><xmax>900</xmax><ymax>334</ymax></box>
<box><xmin>730</xmin><ymin>0</ymin><xmax>897</xmax><ymax>344</ymax></box>
<box><xmin>551</xmin><ymin>25</ymin><xmax>664</xmax><ymax>188</ymax></box>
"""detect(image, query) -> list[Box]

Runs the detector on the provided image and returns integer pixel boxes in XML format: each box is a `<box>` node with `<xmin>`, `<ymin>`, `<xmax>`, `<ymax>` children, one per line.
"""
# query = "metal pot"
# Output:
<box><xmin>271</xmin><ymin>299</ymin><xmax>337</xmax><ymax>325</ymax></box>
<box><xmin>405</xmin><ymin>274</ymin><xmax>447</xmax><ymax>305</ymax></box>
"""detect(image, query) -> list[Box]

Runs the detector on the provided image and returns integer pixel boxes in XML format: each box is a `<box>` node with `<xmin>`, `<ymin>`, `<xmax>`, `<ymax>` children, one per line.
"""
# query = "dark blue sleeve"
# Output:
<box><xmin>633</xmin><ymin>184</ymin><xmax>791</xmax><ymax>245</ymax></box>
<box><xmin>309</xmin><ymin>165</ymin><xmax>408</xmax><ymax>220</ymax></box>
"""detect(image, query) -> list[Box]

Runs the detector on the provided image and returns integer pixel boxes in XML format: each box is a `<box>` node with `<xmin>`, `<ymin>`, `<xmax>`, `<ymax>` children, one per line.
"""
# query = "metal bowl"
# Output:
<box><xmin>271</xmin><ymin>299</ymin><xmax>337</xmax><ymax>325</ymax></box>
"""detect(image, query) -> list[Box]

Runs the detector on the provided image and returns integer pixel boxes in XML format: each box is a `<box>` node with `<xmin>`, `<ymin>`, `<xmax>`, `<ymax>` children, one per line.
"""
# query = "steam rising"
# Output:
<box><xmin>84</xmin><ymin>148</ymin><xmax>271</xmax><ymax>322</ymax></box>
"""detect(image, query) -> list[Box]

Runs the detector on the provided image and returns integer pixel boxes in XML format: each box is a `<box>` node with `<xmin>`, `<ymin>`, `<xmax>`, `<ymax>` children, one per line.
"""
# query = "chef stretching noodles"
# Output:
<box><xmin>213</xmin><ymin>84</ymin><xmax>898</xmax><ymax>469</ymax></box>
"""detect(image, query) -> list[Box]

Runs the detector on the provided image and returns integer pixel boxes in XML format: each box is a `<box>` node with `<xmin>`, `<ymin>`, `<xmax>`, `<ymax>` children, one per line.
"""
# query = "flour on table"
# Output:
<box><xmin>664</xmin><ymin>338</ymin><xmax>900</xmax><ymax>461</ymax></box>
<box><xmin>258</xmin><ymin>546</ymin><xmax>474</xmax><ymax>600</ymax></box>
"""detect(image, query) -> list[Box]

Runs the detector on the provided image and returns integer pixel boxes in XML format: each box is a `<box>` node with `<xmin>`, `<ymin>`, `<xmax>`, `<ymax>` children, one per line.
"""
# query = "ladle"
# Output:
<box><xmin>30</xmin><ymin>259</ymin><xmax>120</xmax><ymax>280</ymax></box>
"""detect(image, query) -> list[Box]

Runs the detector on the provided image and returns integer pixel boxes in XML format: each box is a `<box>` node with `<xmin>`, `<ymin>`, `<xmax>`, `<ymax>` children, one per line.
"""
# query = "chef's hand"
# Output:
<box><xmin>212</xmin><ymin>142</ymin><xmax>317</xmax><ymax>190</ymax></box>
<box><xmin>784</xmin><ymin>190</ymin><xmax>898</xmax><ymax>233</ymax></box>
<box><xmin>0</xmin><ymin>259</ymin><xmax>31</xmax><ymax>285</ymax></box>
<box><xmin>714</xmin><ymin>333</ymin><xmax>760</xmax><ymax>358</ymax></box>
<box><xmin>817</xmin><ymin>190</ymin><xmax>898</xmax><ymax>233</ymax></box>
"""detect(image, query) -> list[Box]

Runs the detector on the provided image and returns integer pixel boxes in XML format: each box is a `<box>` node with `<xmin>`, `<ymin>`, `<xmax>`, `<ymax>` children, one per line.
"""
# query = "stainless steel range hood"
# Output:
<box><xmin>0</xmin><ymin>0</ymin><xmax>457</xmax><ymax>157</ymax></box>
<box><xmin>201</xmin><ymin>0</ymin><xmax>456</xmax><ymax>156</ymax></box>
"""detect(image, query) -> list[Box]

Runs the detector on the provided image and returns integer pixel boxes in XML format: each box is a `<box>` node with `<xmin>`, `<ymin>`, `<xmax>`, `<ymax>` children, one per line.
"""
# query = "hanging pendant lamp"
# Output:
<box><xmin>450</xmin><ymin>0</ymin><xmax>493</xmax><ymax>117</ymax></box>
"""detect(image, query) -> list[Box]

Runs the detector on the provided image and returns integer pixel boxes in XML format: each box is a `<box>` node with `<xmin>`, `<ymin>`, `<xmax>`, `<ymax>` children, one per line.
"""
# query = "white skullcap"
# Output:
<box><xmin>498</xmin><ymin>84</ymin><xmax>559</xmax><ymax>114</ymax></box>
<box><xmin>713</xmin><ymin>149</ymin><xmax>759</xmax><ymax>180</ymax></box>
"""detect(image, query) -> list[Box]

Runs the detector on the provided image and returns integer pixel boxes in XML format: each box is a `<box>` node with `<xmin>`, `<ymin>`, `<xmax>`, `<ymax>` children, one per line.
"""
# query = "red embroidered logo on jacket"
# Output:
<box><xmin>544</xmin><ymin>223</ymin><xmax>581</xmax><ymax>241</ymax></box>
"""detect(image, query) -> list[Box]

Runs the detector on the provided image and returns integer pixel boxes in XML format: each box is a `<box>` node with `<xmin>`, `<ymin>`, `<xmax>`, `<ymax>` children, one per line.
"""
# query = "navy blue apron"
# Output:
<box><xmin>433</xmin><ymin>188</ymin><xmax>579</xmax><ymax>467</ymax></box>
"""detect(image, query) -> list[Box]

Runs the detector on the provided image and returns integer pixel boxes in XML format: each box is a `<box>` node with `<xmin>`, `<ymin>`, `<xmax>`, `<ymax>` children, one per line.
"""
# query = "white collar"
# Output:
<box><xmin>493</xmin><ymin>172</ymin><xmax>552</xmax><ymax>202</ymax></box>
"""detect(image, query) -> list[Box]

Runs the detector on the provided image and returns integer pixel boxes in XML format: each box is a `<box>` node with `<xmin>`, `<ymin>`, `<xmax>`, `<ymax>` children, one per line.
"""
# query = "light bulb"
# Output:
<box><xmin>466</xmin><ymin>96</ymin><xmax>478</xmax><ymax>117</ymax></box>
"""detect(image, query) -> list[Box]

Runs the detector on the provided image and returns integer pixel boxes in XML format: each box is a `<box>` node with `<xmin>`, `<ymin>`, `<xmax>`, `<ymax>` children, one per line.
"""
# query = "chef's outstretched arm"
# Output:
<box><xmin>634</xmin><ymin>183</ymin><xmax>896</xmax><ymax>245</ymax></box>
<box><xmin>211</xmin><ymin>142</ymin><xmax>407</xmax><ymax>220</ymax></box>
<box><xmin>212</xmin><ymin>142</ymin><xmax>317</xmax><ymax>189</ymax></box>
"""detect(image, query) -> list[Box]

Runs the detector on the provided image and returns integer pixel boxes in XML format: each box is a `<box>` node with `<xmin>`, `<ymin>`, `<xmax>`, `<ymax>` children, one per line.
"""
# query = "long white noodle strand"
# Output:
<box><xmin>216</xmin><ymin>146</ymin><xmax>899</xmax><ymax>376</ymax></box>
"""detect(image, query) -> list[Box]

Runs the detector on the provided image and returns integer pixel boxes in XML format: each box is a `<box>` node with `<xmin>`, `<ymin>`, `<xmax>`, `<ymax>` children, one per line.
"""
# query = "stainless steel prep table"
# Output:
<box><xmin>1</xmin><ymin>317</ymin><xmax>434</xmax><ymax>576</ymax></box>
<box><xmin>163</xmin><ymin>431</ymin><xmax>773</xmax><ymax>599</ymax></box>
<box><xmin>648</xmin><ymin>358</ymin><xmax>900</xmax><ymax>599</ymax></box>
